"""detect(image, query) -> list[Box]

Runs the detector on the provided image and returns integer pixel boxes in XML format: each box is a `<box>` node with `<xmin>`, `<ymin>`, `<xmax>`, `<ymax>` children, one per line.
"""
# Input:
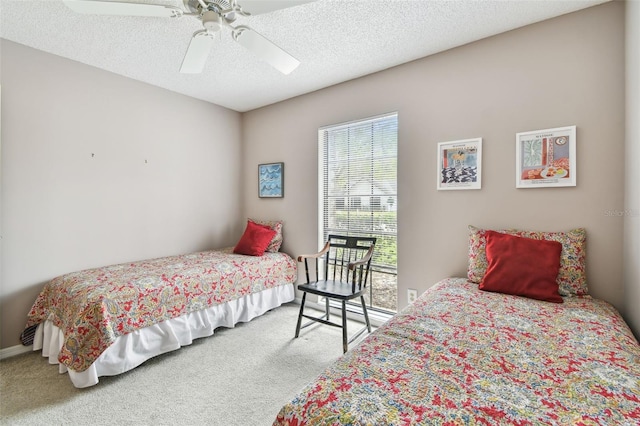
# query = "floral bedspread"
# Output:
<box><xmin>26</xmin><ymin>248</ymin><xmax>296</xmax><ymax>372</ymax></box>
<box><xmin>274</xmin><ymin>278</ymin><xmax>640</xmax><ymax>425</ymax></box>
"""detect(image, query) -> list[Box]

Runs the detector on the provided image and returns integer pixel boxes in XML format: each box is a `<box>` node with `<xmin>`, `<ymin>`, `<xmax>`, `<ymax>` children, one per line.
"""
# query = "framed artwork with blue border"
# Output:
<box><xmin>258</xmin><ymin>162</ymin><xmax>284</xmax><ymax>198</ymax></box>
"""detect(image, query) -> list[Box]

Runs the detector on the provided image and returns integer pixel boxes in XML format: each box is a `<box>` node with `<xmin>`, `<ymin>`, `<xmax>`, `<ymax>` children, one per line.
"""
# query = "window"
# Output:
<box><xmin>319</xmin><ymin>112</ymin><xmax>398</xmax><ymax>313</ymax></box>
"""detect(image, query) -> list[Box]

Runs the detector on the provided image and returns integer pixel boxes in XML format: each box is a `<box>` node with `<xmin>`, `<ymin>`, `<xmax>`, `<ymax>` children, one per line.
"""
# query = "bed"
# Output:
<box><xmin>24</xmin><ymin>220</ymin><xmax>297</xmax><ymax>388</ymax></box>
<box><xmin>274</xmin><ymin>227</ymin><xmax>640</xmax><ymax>425</ymax></box>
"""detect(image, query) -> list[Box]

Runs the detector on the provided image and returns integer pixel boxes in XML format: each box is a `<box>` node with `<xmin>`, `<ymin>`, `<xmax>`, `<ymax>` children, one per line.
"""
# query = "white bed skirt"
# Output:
<box><xmin>33</xmin><ymin>283</ymin><xmax>295</xmax><ymax>388</ymax></box>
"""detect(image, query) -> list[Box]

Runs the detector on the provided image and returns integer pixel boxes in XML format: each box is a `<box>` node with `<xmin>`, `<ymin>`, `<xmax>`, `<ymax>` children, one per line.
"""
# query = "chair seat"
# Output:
<box><xmin>298</xmin><ymin>280</ymin><xmax>366</xmax><ymax>300</ymax></box>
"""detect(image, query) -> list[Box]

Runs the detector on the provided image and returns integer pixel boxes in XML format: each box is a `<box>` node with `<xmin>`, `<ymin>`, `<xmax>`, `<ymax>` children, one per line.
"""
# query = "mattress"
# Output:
<box><xmin>274</xmin><ymin>278</ymin><xmax>640</xmax><ymax>425</ymax></box>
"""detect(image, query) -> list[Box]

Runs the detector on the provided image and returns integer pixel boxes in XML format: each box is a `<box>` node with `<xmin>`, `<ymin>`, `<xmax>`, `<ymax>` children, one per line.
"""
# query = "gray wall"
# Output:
<box><xmin>624</xmin><ymin>0</ymin><xmax>640</xmax><ymax>338</ymax></box>
<box><xmin>243</xmin><ymin>3</ymin><xmax>630</xmax><ymax>322</ymax></box>
<box><xmin>0</xmin><ymin>40</ymin><xmax>243</xmax><ymax>349</ymax></box>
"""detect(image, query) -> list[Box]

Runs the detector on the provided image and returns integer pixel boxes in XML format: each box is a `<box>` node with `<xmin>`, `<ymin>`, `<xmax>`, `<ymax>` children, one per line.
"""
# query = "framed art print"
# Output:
<box><xmin>258</xmin><ymin>162</ymin><xmax>284</xmax><ymax>198</ymax></box>
<box><xmin>516</xmin><ymin>125</ymin><xmax>576</xmax><ymax>188</ymax></box>
<box><xmin>437</xmin><ymin>138</ymin><xmax>482</xmax><ymax>190</ymax></box>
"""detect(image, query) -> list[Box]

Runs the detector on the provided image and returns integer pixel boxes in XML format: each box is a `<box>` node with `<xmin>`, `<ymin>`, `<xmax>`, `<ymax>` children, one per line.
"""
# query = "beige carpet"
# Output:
<box><xmin>0</xmin><ymin>304</ymin><xmax>370</xmax><ymax>426</ymax></box>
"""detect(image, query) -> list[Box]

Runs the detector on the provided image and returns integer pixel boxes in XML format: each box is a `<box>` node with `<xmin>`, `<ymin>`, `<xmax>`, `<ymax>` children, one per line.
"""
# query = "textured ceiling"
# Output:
<box><xmin>1</xmin><ymin>0</ymin><xmax>609</xmax><ymax>112</ymax></box>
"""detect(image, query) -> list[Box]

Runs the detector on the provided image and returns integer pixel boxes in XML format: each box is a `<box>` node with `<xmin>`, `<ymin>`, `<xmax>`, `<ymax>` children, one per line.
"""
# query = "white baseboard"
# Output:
<box><xmin>0</xmin><ymin>344</ymin><xmax>32</xmax><ymax>360</ymax></box>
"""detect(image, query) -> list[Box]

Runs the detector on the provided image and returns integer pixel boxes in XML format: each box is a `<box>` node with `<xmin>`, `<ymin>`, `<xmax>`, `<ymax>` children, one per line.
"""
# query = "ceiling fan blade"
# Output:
<box><xmin>180</xmin><ymin>31</ymin><xmax>216</xmax><ymax>74</ymax></box>
<box><xmin>63</xmin><ymin>0</ymin><xmax>183</xmax><ymax>17</ymax></box>
<box><xmin>238</xmin><ymin>0</ymin><xmax>316</xmax><ymax>15</ymax></box>
<box><xmin>233</xmin><ymin>27</ymin><xmax>299</xmax><ymax>74</ymax></box>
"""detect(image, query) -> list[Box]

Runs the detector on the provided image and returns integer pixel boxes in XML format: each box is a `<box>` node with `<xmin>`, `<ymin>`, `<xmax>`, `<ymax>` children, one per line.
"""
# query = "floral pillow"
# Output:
<box><xmin>248</xmin><ymin>219</ymin><xmax>283</xmax><ymax>252</ymax></box>
<box><xmin>468</xmin><ymin>225</ymin><xmax>587</xmax><ymax>297</ymax></box>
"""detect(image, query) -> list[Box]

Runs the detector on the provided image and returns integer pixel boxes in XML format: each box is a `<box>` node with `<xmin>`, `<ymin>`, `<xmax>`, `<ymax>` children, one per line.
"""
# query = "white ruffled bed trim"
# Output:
<box><xmin>33</xmin><ymin>284</ymin><xmax>295</xmax><ymax>388</ymax></box>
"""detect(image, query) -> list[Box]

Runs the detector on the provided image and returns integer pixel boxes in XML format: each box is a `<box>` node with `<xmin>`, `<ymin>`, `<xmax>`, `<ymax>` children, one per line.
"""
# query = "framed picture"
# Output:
<box><xmin>437</xmin><ymin>138</ymin><xmax>482</xmax><ymax>190</ymax></box>
<box><xmin>516</xmin><ymin>125</ymin><xmax>576</xmax><ymax>188</ymax></box>
<box><xmin>258</xmin><ymin>162</ymin><xmax>284</xmax><ymax>198</ymax></box>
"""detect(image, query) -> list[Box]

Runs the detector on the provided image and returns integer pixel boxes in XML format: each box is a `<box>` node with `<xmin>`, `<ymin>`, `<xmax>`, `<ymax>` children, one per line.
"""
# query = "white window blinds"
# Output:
<box><xmin>318</xmin><ymin>112</ymin><xmax>398</xmax><ymax>274</ymax></box>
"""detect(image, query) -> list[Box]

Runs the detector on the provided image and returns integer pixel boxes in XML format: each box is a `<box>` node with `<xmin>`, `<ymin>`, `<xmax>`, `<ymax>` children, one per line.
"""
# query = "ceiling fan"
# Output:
<box><xmin>63</xmin><ymin>0</ymin><xmax>315</xmax><ymax>74</ymax></box>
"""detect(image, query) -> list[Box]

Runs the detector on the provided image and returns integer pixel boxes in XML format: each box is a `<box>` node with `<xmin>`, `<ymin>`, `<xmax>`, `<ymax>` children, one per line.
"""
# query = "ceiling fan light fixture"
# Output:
<box><xmin>223</xmin><ymin>11</ymin><xmax>237</xmax><ymax>23</ymax></box>
<box><xmin>202</xmin><ymin>10</ymin><xmax>221</xmax><ymax>32</ymax></box>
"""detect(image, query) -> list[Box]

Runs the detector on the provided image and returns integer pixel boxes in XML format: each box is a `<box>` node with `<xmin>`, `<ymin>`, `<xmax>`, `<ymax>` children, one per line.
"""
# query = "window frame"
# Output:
<box><xmin>318</xmin><ymin>112</ymin><xmax>398</xmax><ymax>313</ymax></box>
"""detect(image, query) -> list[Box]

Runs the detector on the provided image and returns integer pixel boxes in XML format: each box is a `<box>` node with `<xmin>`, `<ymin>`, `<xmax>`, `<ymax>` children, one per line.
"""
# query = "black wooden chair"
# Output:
<box><xmin>295</xmin><ymin>235</ymin><xmax>376</xmax><ymax>353</ymax></box>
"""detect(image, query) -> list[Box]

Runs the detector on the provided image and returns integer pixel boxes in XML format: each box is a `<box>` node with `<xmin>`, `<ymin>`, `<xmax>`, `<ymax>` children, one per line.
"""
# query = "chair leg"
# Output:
<box><xmin>325</xmin><ymin>297</ymin><xmax>330</xmax><ymax>321</ymax></box>
<box><xmin>361</xmin><ymin>296</ymin><xmax>372</xmax><ymax>333</ymax></box>
<box><xmin>341</xmin><ymin>300</ymin><xmax>348</xmax><ymax>353</ymax></box>
<box><xmin>295</xmin><ymin>293</ymin><xmax>307</xmax><ymax>338</ymax></box>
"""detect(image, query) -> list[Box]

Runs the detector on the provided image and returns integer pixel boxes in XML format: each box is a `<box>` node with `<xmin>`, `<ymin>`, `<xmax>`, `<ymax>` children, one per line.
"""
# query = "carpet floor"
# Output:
<box><xmin>0</xmin><ymin>303</ymin><xmax>371</xmax><ymax>426</ymax></box>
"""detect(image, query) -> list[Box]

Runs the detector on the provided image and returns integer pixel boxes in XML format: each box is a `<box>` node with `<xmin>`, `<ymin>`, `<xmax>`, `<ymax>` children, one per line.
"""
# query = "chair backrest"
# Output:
<box><xmin>321</xmin><ymin>235</ymin><xmax>376</xmax><ymax>291</ymax></box>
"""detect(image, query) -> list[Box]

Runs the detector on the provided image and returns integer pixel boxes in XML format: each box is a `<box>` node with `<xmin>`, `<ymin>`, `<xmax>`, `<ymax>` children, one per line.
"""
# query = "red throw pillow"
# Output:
<box><xmin>233</xmin><ymin>221</ymin><xmax>277</xmax><ymax>256</ymax></box>
<box><xmin>479</xmin><ymin>230</ymin><xmax>563</xmax><ymax>303</ymax></box>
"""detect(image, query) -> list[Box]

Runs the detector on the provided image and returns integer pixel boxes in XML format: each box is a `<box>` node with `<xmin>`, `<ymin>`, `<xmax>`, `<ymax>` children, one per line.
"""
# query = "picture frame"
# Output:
<box><xmin>258</xmin><ymin>162</ymin><xmax>284</xmax><ymax>198</ymax></box>
<box><xmin>516</xmin><ymin>125</ymin><xmax>576</xmax><ymax>188</ymax></box>
<box><xmin>437</xmin><ymin>138</ymin><xmax>482</xmax><ymax>190</ymax></box>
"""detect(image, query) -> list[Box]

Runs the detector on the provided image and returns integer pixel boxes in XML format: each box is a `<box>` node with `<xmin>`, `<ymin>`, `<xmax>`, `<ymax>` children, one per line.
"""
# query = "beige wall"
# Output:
<box><xmin>624</xmin><ymin>0</ymin><xmax>640</xmax><ymax>338</ymax></box>
<box><xmin>0</xmin><ymin>40</ymin><xmax>243</xmax><ymax>349</ymax></box>
<box><xmin>243</xmin><ymin>3</ymin><xmax>628</xmax><ymax>318</ymax></box>
<box><xmin>1</xmin><ymin>1</ymin><xmax>635</xmax><ymax>352</ymax></box>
